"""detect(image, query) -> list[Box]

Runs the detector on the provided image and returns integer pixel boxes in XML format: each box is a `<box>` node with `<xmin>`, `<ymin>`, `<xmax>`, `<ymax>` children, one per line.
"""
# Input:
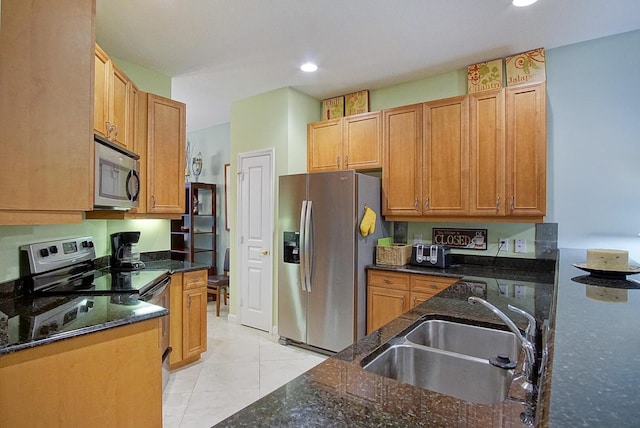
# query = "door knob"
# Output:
<box><xmin>260</xmin><ymin>249</ymin><xmax>270</xmax><ymax>255</ymax></box>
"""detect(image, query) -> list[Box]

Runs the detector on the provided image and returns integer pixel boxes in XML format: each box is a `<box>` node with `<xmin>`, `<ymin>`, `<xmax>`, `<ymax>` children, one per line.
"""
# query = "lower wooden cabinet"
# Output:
<box><xmin>0</xmin><ymin>319</ymin><xmax>162</xmax><ymax>427</ymax></box>
<box><xmin>169</xmin><ymin>269</ymin><xmax>208</xmax><ymax>369</ymax></box>
<box><xmin>367</xmin><ymin>269</ymin><xmax>458</xmax><ymax>334</ymax></box>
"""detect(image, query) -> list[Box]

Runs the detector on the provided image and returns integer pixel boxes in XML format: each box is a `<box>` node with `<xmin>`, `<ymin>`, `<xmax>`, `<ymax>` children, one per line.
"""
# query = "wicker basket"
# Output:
<box><xmin>376</xmin><ymin>244</ymin><xmax>412</xmax><ymax>266</ymax></box>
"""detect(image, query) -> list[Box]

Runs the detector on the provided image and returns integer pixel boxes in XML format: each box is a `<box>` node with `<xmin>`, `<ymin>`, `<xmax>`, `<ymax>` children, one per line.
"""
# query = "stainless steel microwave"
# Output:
<box><xmin>94</xmin><ymin>135</ymin><xmax>140</xmax><ymax>209</ymax></box>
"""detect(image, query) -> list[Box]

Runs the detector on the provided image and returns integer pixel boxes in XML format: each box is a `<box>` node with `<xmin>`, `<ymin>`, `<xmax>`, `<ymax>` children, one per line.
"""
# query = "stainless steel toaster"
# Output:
<box><xmin>411</xmin><ymin>244</ymin><xmax>451</xmax><ymax>268</ymax></box>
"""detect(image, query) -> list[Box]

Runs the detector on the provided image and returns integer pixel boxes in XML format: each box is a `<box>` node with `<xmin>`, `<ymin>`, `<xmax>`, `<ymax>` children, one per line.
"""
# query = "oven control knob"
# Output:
<box><xmin>49</xmin><ymin>246</ymin><xmax>58</xmax><ymax>254</ymax></box>
<box><xmin>39</xmin><ymin>248</ymin><xmax>49</xmax><ymax>257</ymax></box>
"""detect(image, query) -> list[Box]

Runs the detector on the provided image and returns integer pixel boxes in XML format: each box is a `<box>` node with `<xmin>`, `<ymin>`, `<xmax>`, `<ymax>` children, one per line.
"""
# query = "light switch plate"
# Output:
<box><xmin>515</xmin><ymin>239</ymin><xmax>526</xmax><ymax>253</ymax></box>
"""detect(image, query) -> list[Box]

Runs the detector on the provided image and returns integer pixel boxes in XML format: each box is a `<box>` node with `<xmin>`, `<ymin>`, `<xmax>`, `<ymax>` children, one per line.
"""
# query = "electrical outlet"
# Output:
<box><xmin>515</xmin><ymin>239</ymin><xmax>526</xmax><ymax>253</ymax></box>
<box><xmin>499</xmin><ymin>238</ymin><xmax>509</xmax><ymax>252</ymax></box>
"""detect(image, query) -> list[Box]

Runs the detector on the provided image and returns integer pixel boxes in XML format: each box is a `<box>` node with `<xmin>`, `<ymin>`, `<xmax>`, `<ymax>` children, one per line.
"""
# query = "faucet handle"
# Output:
<box><xmin>508</xmin><ymin>305</ymin><xmax>536</xmax><ymax>344</ymax></box>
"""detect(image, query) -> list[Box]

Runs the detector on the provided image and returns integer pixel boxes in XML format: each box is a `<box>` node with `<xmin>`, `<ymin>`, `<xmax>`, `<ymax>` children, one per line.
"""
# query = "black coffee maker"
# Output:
<box><xmin>110</xmin><ymin>231</ymin><xmax>145</xmax><ymax>271</ymax></box>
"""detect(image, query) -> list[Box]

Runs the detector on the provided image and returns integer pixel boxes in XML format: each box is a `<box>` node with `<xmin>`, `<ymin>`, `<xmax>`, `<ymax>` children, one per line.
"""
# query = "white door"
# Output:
<box><xmin>237</xmin><ymin>149</ymin><xmax>274</xmax><ymax>332</ymax></box>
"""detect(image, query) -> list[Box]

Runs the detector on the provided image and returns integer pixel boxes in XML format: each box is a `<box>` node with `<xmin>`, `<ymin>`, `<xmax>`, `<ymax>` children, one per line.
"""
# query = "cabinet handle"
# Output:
<box><xmin>496</xmin><ymin>196</ymin><xmax>501</xmax><ymax>211</ymax></box>
<box><xmin>152</xmin><ymin>195</ymin><xmax>156</xmax><ymax>208</ymax></box>
<box><xmin>425</xmin><ymin>198</ymin><xmax>429</xmax><ymax>210</ymax></box>
<box><xmin>414</xmin><ymin>198</ymin><xmax>418</xmax><ymax>209</ymax></box>
<box><xmin>384</xmin><ymin>278</ymin><xmax>392</xmax><ymax>284</ymax></box>
<box><xmin>113</xmin><ymin>124</ymin><xmax>119</xmax><ymax>139</ymax></box>
<box><xmin>188</xmin><ymin>295</ymin><xmax>191</xmax><ymax>307</ymax></box>
<box><xmin>510</xmin><ymin>196</ymin><xmax>515</xmax><ymax>212</ymax></box>
<box><xmin>336</xmin><ymin>156</ymin><xmax>340</xmax><ymax>167</ymax></box>
<box><xmin>105</xmin><ymin>121</ymin><xmax>112</xmax><ymax>138</ymax></box>
<box><xmin>402</xmin><ymin>296</ymin><xmax>405</xmax><ymax>307</ymax></box>
<box><xmin>412</xmin><ymin>296</ymin><xmax>417</xmax><ymax>307</ymax></box>
<box><xmin>344</xmin><ymin>155</ymin><xmax>348</xmax><ymax>166</ymax></box>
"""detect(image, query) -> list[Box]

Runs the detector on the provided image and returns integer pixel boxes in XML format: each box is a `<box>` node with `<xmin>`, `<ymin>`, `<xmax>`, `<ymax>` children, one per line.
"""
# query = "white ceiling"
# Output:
<box><xmin>96</xmin><ymin>0</ymin><xmax>640</xmax><ymax>132</ymax></box>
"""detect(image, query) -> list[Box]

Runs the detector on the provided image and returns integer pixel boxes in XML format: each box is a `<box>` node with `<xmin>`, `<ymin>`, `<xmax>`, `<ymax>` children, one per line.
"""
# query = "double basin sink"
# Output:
<box><xmin>361</xmin><ymin>318</ymin><xmax>520</xmax><ymax>405</ymax></box>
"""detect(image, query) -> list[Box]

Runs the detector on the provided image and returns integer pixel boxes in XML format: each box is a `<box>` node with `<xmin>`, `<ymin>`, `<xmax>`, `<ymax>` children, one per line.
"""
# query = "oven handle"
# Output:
<box><xmin>141</xmin><ymin>276</ymin><xmax>171</xmax><ymax>301</ymax></box>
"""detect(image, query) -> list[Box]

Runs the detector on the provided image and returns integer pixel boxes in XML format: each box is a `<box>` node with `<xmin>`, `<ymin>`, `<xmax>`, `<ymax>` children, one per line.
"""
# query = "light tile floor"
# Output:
<box><xmin>163</xmin><ymin>301</ymin><xmax>327</xmax><ymax>428</ymax></box>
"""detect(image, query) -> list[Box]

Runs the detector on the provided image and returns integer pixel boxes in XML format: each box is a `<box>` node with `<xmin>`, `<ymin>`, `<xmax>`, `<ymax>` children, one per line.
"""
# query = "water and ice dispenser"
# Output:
<box><xmin>283</xmin><ymin>231</ymin><xmax>300</xmax><ymax>264</ymax></box>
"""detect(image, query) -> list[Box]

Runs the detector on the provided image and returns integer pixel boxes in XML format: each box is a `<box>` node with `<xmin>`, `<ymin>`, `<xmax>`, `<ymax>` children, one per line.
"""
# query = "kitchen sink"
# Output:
<box><xmin>362</xmin><ymin>344</ymin><xmax>513</xmax><ymax>405</ymax></box>
<box><xmin>404</xmin><ymin>319</ymin><xmax>519</xmax><ymax>361</ymax></box>
<box><xmin>361</xmin><ymin>318</ymin><xmax>523</xmax><ymax>404</ymax></box>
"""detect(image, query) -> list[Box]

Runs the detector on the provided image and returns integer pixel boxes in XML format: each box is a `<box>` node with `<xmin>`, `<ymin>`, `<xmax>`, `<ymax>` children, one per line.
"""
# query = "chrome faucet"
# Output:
<box><xmin>468</xmin><ymin>297</ymin><xmax>536</xmax><ymax>391</ymax></box>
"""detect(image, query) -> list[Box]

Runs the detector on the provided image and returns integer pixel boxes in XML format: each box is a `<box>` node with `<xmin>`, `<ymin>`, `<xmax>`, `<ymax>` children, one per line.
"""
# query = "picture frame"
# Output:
<box><xmin>344</xmin><ymin>90</ymin><xmax>369</xmax><ymax>116</ymax></box>
<box><xmin>224</xmin><ymin>163</ymin><xmax>230</xmax><ymax>230</ymax></box>
<box><xmin>321</xmin><ymin>96</ymin><xmax>345</xmax><ymax>120</ymax></box>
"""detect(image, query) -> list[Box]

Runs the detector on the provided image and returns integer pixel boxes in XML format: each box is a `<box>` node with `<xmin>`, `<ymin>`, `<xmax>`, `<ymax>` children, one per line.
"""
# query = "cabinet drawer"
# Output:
<box><xmin>368</xmin><ymin>270</ymin><xmax>410</xmax><ymax>291</ymax></box>
<box><xmin>410</xmin><ymin>274</ymin><xmax>457</xmax><ymax>294</ymax></box>
<box><xmin>183</xmin><ymin>270</ymin><xmax>207</xmax><ymax>290</ymax></box>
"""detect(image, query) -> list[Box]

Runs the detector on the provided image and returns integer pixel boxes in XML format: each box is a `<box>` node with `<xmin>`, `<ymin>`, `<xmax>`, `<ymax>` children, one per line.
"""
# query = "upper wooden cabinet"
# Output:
<box><xmin>94</xmin><ymin>43</ymin><xmax>138</xmax><ymax>151</ymax></box>
<box><xmin>382</xmin><ymin>104</ymin><xmax>423</xmax><ymax>216</ymax></box>
<box><xmin>506</xmin><ymin>82</ymin><xmax>546</xmax><ymax>217</ymax></box>
<box><xmin>422</xmin><ymin>96</ymin><xmax>469</xmax><ymax>216</ymax></box>
<box><xmin>307</xmin><ymin>112</ymin><xmax>382</xmax><ymax>172</ymax></box>
<box><xmin>383</xmin><ymin>96</ymin><xmax>468</xmax><ymax>217</ymax></box>
<box><xmin>383</xmin><ymin>86</ymin><xmax>546</xmax><ymax>222</ymax></box>
<box><xmin>469</xmin><ymin>89</ymin><xmax>506</xmax><ymax>216</ymax></box>
<box><xmin>0</xmin><ymin>0</ymin><xmax>95</xmax><ymax>225</ymax></box>
<box><xmin>145</xmin><ymin>93</ymin><xmax>187</xmax><ymax>214</ymax></box>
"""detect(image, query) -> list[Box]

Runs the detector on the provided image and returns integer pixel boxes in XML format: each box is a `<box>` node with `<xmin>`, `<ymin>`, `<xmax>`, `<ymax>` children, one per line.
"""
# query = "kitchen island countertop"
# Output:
<box><xmin>216</xmin><ymin>249</ymin><xmax>640</xmax><ymax>427</ymax></box>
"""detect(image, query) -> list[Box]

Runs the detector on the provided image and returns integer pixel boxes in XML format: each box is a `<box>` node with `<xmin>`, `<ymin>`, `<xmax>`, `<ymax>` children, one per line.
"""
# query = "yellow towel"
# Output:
<box><xmin>359</xmin><ymin>206</ymin><xmax>376</xmax><ymax>237</ymax></box>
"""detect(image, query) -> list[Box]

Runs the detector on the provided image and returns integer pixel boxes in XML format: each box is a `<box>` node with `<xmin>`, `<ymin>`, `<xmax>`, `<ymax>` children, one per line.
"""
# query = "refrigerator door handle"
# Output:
<box><xmin>304</xmin><ymin>200</ymin><xmax>313</xmax><ymax>292</ymax></box>
<box><xmin>299</xmin><ymin>200</ymin><xmax>308</xmax><ymax>292</ymax></box>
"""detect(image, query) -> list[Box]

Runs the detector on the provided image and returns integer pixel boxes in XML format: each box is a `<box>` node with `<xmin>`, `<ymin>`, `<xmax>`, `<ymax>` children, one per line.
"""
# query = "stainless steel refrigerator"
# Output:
<box><xmin>278</xmin><ymin>170</ymin><xmax>388</xmax><ymax>353</ymax></box>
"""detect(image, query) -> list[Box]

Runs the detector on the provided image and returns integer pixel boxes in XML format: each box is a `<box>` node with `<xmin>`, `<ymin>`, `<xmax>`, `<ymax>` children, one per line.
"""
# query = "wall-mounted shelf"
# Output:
<box><xmin>170</xmin><ymin>182</ymin><xmax>217</xmax><ymax>276</ymax></box>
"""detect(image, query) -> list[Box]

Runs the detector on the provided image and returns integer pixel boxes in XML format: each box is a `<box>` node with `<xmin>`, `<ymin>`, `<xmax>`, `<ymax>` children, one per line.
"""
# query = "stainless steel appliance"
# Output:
<box><xmin>20</xmin><ymin>236</ymin><xmax>171</xmax><ymax>388</ymax></box>
<box><xmin>278</xmin><ymin>170</ymin><xmax>388</xmax><ymax>354</ymax></box>
<box><xmin>110</xmin><ymin>231</ymin><xmax>145</xmax><ymax>270</ymax></box>
<box><xmin>411</xmin><ymin>244</ymin><xmax>452</xmax><ymax>268</ymax></box>
<box><xmin>94</xmin><ymin>134</ymin><xmax>140</xmax><ymax>209</ymax></box>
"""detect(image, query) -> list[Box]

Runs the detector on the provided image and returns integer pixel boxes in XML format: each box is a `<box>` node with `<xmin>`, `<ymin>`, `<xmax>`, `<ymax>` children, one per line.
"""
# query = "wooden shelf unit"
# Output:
<box><xmin>170</xmin><ymin>182</ymin><xmax>217</xmax><ymax>276</ymax></box>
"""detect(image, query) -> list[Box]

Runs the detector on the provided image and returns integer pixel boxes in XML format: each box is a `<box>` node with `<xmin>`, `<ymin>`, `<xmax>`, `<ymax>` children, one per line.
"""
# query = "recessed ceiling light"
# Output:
<box><xmin>513</xmin><ymin>0</ymin><xmax>539</xmax><ymax>6</ymax></box>
<box><xmin>300</xmin><ymin>62</ymin><xmax>318</xmax><ymax>72</ymax></box>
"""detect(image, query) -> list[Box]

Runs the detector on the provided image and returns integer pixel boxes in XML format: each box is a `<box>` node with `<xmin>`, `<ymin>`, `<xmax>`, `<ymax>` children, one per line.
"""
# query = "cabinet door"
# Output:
<box><xmin>0</xmin><ymin>0</ymin><xmax>94</xmax><ymax>222</ymax></box>
<box><xmin>506</xmin><ymin>82</ymin><xmax>546</xmax><ymax>217</ymax></box>
<box><xmin>94</xmin><ymin>45</ymin><xmax>111</xmax><ymax>139</ymax></box>
<box><xmin>307</xmin><ymin>119</ymin><xmax>343</xmax><ymax>172</ymax></box>
<box><xmin>183</xmin><ymin>286</ymin><xmax>207</xmax><ymax>359</ymax></box>
<box><xmin>110</xmin><ymin>62</ymin><xmax>132</xmax><ymax>150</ymax></box>
<box><xmin>146</xmin><ymin>94</ymin><xmax>186</xmax><ymax>214</ymax></box>
<box><xmin>367</xmin><ymin>286</ymin><xmax>409</xmax><ymax>334</ymax></box>
<box><xmin>423</xmin><ymin>95</ymin><xmax>469</xmax><ymax>216</ymax></box>
<box><xmin>382</xmin><ymin>104</ymin><xmax>423</xmax><ymax>216</ymax></box>
<box><xmin>343</xmin><ymin>112</ymin><xmax>382</xmax><ymax>170</ymax></box>
<box><xmin>469</xmin><ymin>89</ymin><xmax>506</xmax><ymax>216</ymax></box>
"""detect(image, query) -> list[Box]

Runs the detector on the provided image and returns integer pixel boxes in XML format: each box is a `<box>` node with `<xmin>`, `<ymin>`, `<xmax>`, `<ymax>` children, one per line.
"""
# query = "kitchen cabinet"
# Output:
<box><xmin>86</xmin><ymin>91</ymin><xmax>186</xmax><ymax>220</ymax></box>
<box><xmin>171</xmin><ymin>182</ymin><xmax>218</xmax><ymax>276</ymax></box>
<box><xmin>0</xmin><ymin>0</ymin><xmax>95</xmax><ymax>225</ymax></box>
<box><xmin>422</xmin><ymin>95</ymin><xmax>469</xmax><ymax>216</ymax></box>
<box><xmin>169</xmin><ymin>269</ymin><xmax>208</xmax><ymax>369</ymax></box>
<box><xmin>145</xmin><ymin>93</ymin><xmax>187</xmax><ymax>214</ymax></box>
<box><xmin>382</xmin><ymin>104</ymin><xmax>423</xmax><ymax>216</ymax></box>
<box><xmin>506</xmin><ymin>82</ymin><xmax>547</xmax><ymax>217</ymax></box>
<box><xmin>0</xmin><ymin>318</ymin><xmax>162</xmax><ymax>427</ymax></box>
<box><xmin>383</xmin><ymin>88</ymin><xmax>545</xmax><ymax>222</ymax></box>
<box><xmin>94</xmin><ymin>43</ymin><xmax>137</xmax><ymax>151</ymax></box>
<box><xmin>307</xmin><ymin>112</ymin><xmax>382</xmax><ymax>172</ymax></box>
<box><xmin>366</xmin><ymin>269</ymin><xmax>457</xmax><ymax>333</ymax></box>
<box><xmin>383</xmin><ymin>96</ymin><xmax>468</xmax><ymax>217</ymax></box>
<box><xmin>469</xmin><ymin>88</ymin><xmax>506</xmax><ymax>216</ymax></box>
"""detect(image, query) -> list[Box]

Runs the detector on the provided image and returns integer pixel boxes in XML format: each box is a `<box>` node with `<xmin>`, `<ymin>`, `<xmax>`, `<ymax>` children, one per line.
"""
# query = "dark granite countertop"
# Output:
<box><xmin>216</xmin><ymin>257</ymin><xmax>557</xmax><ymax>427</ymax></box>
<box><xmin>216</xmin><ymin>249</ymin><xmax>640</xmax><ymax>427</ymax></box>
<box><xmin>0</xmin><ymin>255</ymin><xmax>211</xmax><ymax>355</ymax></box>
